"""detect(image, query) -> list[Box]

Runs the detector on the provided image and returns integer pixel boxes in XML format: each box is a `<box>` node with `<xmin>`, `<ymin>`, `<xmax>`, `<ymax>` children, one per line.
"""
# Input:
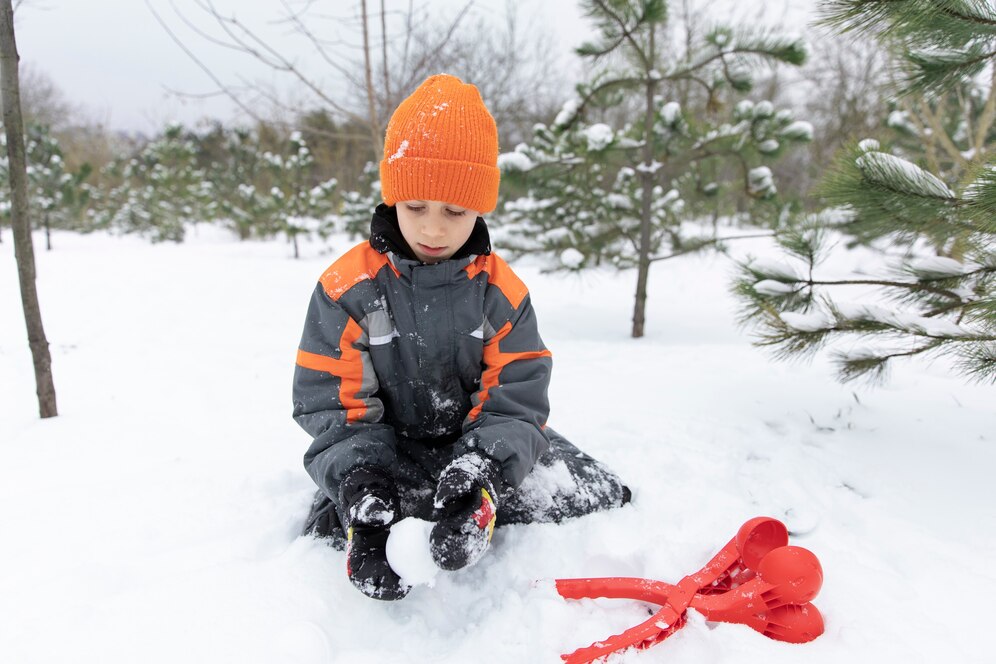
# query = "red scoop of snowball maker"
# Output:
<box><xmin>555</xmin><ymin>516</ymin><xmax>825</xmax><ymax>663</ymax></box>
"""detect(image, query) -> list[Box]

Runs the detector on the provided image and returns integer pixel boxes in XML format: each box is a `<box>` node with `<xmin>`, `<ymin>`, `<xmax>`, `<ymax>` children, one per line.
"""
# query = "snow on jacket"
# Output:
<box><xmin>292</xmin><ymin>208</ymin><xmax>552</xmax><ymax>502</ymax></box>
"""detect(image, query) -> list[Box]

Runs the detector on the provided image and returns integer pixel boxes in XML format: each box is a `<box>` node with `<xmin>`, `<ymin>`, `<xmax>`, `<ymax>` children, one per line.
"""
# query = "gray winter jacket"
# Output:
<box><xmin>292</xmin><ymin>216</ymin><xmax>552</xmax><ymax>503</ymax></box>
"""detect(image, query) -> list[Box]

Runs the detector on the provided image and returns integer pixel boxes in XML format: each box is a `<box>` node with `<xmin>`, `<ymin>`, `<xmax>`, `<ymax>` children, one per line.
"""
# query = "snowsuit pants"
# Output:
<box><xmin>302</xmin><ymin>428</ymin><xmax>628</xmax><ymax>550</ymax></box>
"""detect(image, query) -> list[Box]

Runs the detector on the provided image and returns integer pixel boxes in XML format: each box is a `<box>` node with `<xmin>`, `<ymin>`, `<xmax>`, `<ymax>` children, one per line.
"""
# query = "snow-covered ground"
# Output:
<box><xmin>1</xmin><ymin>227</ymin><xmax>993</xmax><ymax>663</ymax></box>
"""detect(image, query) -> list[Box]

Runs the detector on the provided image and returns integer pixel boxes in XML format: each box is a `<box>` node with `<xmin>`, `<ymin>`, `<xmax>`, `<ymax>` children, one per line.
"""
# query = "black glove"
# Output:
<box><xmin>429</xmin><ymin>452</ymin><xmax>502</xmax><ymax>571</ymax></box>
<box><xmin>338</xmin><ymin>466</ymin><xmax>410</xmax><ymax>601</ymax></box>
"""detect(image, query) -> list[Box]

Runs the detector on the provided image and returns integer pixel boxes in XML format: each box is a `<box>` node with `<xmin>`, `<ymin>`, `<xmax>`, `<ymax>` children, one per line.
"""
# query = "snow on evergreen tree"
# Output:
<box><xmin>0</xmin><ymin>124</ymin><xmax>91</xmax><ymax>249</ymax></box>
<box><xmin>341</xmin><ymin>161</ymin><xmax>382</xmax><ymax>239</ymax></box>
<box><xmin>264</xmin><ymin>131</ymin><xmax>337</xmax><ymax>259</ymax></box>
<box><xmin>208</xmin><ymin>127</ymin><xmax>272</xmax><ymax>241</ymax></box>
<box><xmin>96</xmin><ymin>124</ymin><xmax>211</xmax><ymax>242</ymax></box>
<box><xmin>92</xmin><ymin>125</ymin><xmax>336</xmax><ymax>252</ymax></box>
<box><xmin>496</xmin><ymin>0</ymin><xmax>810</xmax><ymax>337</ymax></box>
<box><xmin>735</xmin><ymin>0</ymin><xmax>996</xmax><ymax>384</ymax></box>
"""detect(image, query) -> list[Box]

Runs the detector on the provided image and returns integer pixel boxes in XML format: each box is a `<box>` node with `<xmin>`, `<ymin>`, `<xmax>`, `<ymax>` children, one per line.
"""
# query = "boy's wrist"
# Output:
<box><xmin>451</xmin><ymin>435</ymin><xmax>507</xmax><ymax>487</ymax></box>
<box><xmin>339</xmin><ymin>465</ymin><xmax>399</xmax><ymax>527</ymax></box>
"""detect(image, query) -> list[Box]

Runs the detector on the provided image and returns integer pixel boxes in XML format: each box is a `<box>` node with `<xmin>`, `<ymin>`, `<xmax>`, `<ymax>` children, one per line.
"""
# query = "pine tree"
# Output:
<box><xmin>0</xmin><ymin>124</ymin><xmax>91</xmax><ymax>250</ymax></box>
<box><xmin>265</xmin><ymin>131</ymin><xmax>337</xmax><ymax>258</ymax></box>
<box><xmin>342</xmin><ymin>161</ymin><xmax>381</xmax><ymax>239</ymax></box>
<box><xmin>208</xmin><ymin>127</ymin><xmax>274</xmax><ymax>241</ymax></box>
<box><xmin>95</xmin><ymin>124</ymin><xmax>211</xmax><ymax>242</ymax></box>
<box><xmin>497</xmin><ymin>0</ymin><xmax>810</xmax><ymax>337</ymax></box>
<box><xmin>734</xmin><ymin>0</ymin><xmax>996</xmax><ymax>384</ymax></box>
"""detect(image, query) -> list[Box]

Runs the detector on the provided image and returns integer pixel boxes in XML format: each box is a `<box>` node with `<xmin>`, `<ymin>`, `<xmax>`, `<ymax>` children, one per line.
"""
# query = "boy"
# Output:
<box><xmin>293</xmin><ymin>74</ymin><xmax>628</xmax><ymax>601</ymax></box>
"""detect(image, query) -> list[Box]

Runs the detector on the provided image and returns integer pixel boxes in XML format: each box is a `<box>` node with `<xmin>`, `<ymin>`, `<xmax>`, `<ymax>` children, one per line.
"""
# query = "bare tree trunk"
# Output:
<box><xmin>380</xmin><ymin>0</ymin><xmax>391</xmax><ymax>107</ymax></box>
<box><xmin>361</xmin><ymin>0</ymin><xmax>382</xmax><ymax>158</ymax></box>
<box><xmin>632</xmin><ymin>31</ymin><xmax>657</xmax><ymax>339</ymax></box>
<box><xmin>1</xmin><ymin>0</ymin><xmax>58</xmax><ymax>418</ymax></box>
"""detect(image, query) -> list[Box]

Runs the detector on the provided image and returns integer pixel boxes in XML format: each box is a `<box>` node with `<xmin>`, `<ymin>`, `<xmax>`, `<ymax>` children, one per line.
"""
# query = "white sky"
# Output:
<box><xmin>14</xmin><ymin>0</ymin><xmax>818</xmax><ymax>134</ymax></box>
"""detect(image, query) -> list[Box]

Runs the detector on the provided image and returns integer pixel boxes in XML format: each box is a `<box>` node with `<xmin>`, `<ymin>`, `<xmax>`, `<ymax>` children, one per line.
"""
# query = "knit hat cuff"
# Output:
<box><xmin>380</xmin><ymin>156</ymin><xmax>500</xmax><ymax>215</ymax></box>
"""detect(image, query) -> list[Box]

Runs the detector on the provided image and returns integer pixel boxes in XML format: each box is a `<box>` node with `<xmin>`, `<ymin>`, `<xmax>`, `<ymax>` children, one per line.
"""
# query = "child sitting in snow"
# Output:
<box><xmin>293</xmin><ymin>74</ymin><xmax>629</xmax><ymax>600</ymax></box>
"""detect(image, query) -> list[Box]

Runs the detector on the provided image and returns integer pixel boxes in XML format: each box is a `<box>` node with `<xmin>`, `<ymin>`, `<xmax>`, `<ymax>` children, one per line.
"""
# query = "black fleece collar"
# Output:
<box><xmin>369</xmin><ymin>203</ymin><xmax>491</xmax><ymax>262</ymax></box>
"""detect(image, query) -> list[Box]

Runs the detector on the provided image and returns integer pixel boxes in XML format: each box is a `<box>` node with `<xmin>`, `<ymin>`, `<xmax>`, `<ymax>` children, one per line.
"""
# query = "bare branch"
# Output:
<box><xmin>277</xmin><ymin>0</ymin><xmax>363</xmax><ymax>85</ymax></box>
<box><xmin>381</xmin><ymin>0</ymin><xmax>390</xmax><ymax>103</ymax></box>
<box><xmin>166</xmin><ymin>0</ymin><xmax>248</xmax><ymax>56</ymax></box>
<box><xmin>192</xmin><ymin>0</ymin><xmax>369</xmax><ymax>125</ymax></box>
<box><xmin>144</xmin><ymin>0</ymin><xmax>267</xmax><ymax>124</ymax></box>
<box><xmin>361</xmin><ymin>0</ymin><xmax>381</xmax><ymax>153</ymax></box>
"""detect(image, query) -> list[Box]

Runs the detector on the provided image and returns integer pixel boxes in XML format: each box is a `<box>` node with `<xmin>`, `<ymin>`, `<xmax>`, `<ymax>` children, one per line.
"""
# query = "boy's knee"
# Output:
<box><xmin>497</xmin><ymin>441</ymin><xmax>629</xmax><ymax>525</ymax></box>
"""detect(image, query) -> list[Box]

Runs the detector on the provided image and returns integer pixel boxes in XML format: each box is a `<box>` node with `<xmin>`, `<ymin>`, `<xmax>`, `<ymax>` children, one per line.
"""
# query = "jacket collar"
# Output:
<box><xmin>369</xmin><ymin>203</ymin><xmax>492</xmax><ymax>264</ymax></box>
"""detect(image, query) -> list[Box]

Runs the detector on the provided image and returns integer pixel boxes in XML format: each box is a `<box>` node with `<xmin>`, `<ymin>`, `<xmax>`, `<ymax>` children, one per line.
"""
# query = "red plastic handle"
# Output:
<box><xmin>555</xmin><ymin>577</ymin><xmax>676</xmax><ymax>603</ymax></box>
<box><xmin>554</xmin><ymin>518</ymin><xmax>822</xmax><ymax>664</ymax></box>
<box><xmin>561</xmin><ymin>608</ymin><xmax>687</xmax><ymax>664</ymax></box>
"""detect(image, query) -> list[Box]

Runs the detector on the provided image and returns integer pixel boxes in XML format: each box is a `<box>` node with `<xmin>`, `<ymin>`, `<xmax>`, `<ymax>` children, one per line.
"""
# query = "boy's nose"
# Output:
<box><xmin>422</xmin><ymin>218</ymin><xmax>446</xmax><ymax>238</ymax></box>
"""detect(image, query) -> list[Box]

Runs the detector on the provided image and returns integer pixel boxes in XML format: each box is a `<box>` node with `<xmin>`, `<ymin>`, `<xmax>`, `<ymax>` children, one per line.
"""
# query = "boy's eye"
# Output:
<box><xmin>446</xmin><ymin>208</ymin><xmax>468</xmax><ymax>217</ymax></box>
<box><xmin>405</xmin><ymin>205</ymin><xmax>424</xmax><ymax>213</ymax></box>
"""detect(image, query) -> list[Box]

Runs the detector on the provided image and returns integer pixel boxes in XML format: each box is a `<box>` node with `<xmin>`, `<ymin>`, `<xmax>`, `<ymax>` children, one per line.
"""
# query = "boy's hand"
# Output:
<box><xmin>430</xmin><ymin>452</ymin><xmax>501</xmax><ymax>571</ymax></box>
<box><xmin>339</xmin><ymin>467</ymin><xmax>411</xmax><ymax>601</ymax></box>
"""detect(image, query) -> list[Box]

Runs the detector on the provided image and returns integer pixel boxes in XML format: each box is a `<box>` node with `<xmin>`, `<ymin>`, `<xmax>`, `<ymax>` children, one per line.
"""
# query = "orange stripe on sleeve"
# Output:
<box><xmin>295</xmin><ymin>318</ymin><xmax>369</xmax><ymax>423</ymax></box>
<box><xmin>467</xmin><ymin>321</ymin><xmax>552</xmax><ymax>422</ymax></box>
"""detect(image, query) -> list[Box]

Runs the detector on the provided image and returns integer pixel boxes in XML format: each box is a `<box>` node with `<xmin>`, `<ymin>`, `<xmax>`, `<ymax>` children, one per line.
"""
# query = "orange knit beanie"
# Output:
<box><xmin>380</xmin><ymin>74</ymin><xmax>500</xmax><ymax>214</ymax></box>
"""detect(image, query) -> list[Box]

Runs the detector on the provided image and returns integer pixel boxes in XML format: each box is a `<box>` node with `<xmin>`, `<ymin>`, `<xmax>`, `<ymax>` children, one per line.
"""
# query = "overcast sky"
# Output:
<box><xmin>14</xmin><ymin>0</ymin><xmax>817</xmax><ymax>134</ymax></box>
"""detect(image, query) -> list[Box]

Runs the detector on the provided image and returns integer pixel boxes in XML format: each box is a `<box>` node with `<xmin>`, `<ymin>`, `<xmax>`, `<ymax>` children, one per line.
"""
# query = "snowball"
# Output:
<box><xmin>560</xmin><ymin>248</ymin><xmax>585</xmax><ymax>269</ymax></box>
<box><xmin>385</xmin><ymin>518</ymin><xmax>439</xmax><ymax>587</ymax></box>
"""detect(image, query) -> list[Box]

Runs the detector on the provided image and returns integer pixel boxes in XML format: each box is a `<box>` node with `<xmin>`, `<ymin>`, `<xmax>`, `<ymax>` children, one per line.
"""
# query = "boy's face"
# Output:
<box><xmin>396</xmin><ymin>199</ymin><xmax>480</xmax><ymax>264</ymax></box>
